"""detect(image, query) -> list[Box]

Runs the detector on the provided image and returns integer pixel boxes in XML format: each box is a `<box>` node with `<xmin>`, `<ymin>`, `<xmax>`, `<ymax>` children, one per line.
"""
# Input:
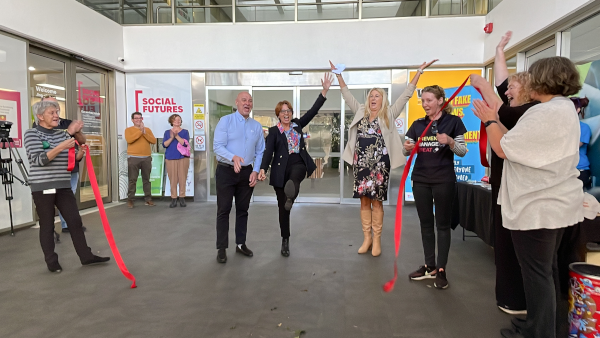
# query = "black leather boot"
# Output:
<box><xmin>281</xmin><ymin>238</ymin><xmax>290</xmax><ymax>257</ymax></box>
<box><xmin>169</xmin><ymin>198</ymin><xmax>178</xmax><ymax>208</ymax></box>
<box><xmin>179</xmin><ymin>198</ymin><xmax>186</xmax><ymax>207</ymax></box>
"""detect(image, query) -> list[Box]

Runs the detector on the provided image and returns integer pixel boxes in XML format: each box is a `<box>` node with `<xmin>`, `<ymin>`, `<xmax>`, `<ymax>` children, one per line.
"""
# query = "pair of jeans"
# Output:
<box><xmin>412</xmin><ymin>181</ymin><xmax>455</xmax><ymax>269</ymax></box>
<box><xmin>273</xmin><ymin>154</ymin><xmax>306</xmax><ymax>239</ymax></box>
<box><xmin>32</xmin><ymin>188</ymin><xmax>94</xmax><ymax>267</ymax></box>
<box><xmin>59</xmin><ymin>172</ymin><xmax>80</xmax><ymax>229</ymax></box>
<box><xmin>215</xmin><ymin>164</ymin><xmax>254</xmax><ymax>249</ymax></box>
<box><xmin>127</xmin><ymin>156</ymin><xmax>152</xmax><ymax>201</ymax></box>
<box><xmin>511</xmin><ymin>227</ymin><xmax>565</xmax><ymax>338</ymax></box>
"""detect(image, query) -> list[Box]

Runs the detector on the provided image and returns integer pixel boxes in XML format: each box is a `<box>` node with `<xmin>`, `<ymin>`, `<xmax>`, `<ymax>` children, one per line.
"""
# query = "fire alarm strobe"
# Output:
<box><xmin>484</xmin><ymin>23</ymin><xmax>493</xmax><ymax>34</ymax></box>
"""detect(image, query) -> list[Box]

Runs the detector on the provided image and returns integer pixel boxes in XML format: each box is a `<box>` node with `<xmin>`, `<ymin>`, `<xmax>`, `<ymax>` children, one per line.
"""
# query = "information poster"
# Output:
<box><xmin>135</xmin><ymin>153</ymin><xmax>165</xmax><ymax>196</ymax></box>
<box><xmin>194</xmin><ymin>135</ymin><xmax>206</xmax><ymax>151</ymax></box>
<box><xmin>164</xmin><ymin>152</ymin><xmax>194</xmax><ymax>196</ymax></box>
<box><xmin>404</xmin><ymin>69</ymin><xmax>484</xmax><ymax>202</ymax></box>
<box><xmin>0</xmin><ymin>90</ymin><xmax>22</xmax><ymax>147</ymax></box>
<box><xmin>193</xmin><ymin>103</ymin><xmax>206</xmax><ymax>135</ymax></box>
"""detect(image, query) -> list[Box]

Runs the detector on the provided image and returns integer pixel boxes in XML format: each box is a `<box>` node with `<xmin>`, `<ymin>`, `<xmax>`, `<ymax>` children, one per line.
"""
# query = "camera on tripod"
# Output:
<box><xmin>0</xmin><ymin>121</ymin><xmax>12</xmax><ymax>139</ymax></box>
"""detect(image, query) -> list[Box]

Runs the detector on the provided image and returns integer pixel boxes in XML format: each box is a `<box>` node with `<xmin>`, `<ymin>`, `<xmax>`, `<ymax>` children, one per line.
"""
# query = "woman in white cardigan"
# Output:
<box><xmin>473</xmin><ymin>56</ymin><xmax>584</xmax><ymax>338</ymax></box>
<box><xmin>330</xmin><ymin>59</ymin><xmax>437</xmax><ymax>257</ymax></box>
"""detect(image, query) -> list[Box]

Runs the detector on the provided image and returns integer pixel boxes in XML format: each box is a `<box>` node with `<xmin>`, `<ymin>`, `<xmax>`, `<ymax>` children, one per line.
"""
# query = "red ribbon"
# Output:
<box><xmin>82</xmin><ymin>144</ymin><xmax>137</xmax><ymax>288</ymax></box>
<box><xmin>67</xmin><ymin>147</ymin><xmax>76</xmax><ymax>172</ymax></box>
<box><xmin>383</xmin><ymin>76</ymin><xmax>471</xmax><ymax>293</ymax></box>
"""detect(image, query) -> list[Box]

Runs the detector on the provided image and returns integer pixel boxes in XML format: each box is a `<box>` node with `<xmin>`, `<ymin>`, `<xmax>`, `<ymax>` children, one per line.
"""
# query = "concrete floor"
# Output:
<box><xmin>0</xmin><ymin>201</ymin><xmax>509</xmax><ymax>338</ymax></box>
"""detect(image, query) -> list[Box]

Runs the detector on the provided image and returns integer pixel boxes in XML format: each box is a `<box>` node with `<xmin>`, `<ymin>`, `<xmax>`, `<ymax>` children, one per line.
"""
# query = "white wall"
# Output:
<box><xmin>123</xmin><ymin>16</ymin><xmax>485</xmax><ymax>71</ymax></box>
<box><xmin>483</xmin><ymin>0</ymin><xmax>595</xmax><ymax>62</ymax></box>
<box><xmin>0</xmin><ymin>0</ymin><xmax>124</xmax><ymax>70</ymax></box>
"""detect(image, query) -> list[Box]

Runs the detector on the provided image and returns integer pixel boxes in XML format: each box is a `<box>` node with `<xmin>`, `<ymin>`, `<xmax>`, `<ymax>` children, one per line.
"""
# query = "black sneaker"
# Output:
<box><xmin>434</xmin><ymin>269</ymin><xmax>449</xmax><ymax>289</ymax></box>
<box><xmin>82</xmin><ymin>255</ymin><xmax>110</xmax><ymax>266</ymax></box>
<box><xmin>217</xmin><ymin>248</ymin><xmax>227</xmax><ymax>263</ymax></box>
<box><xmin>62</xmin><ymin>226</ymin><xmax>87</xmax><ymax>233</ymax></box>
<box><xmin>236</xmin><ymin>244</ymin><xmax>254</xmax><ymax>257</ymax></box>
<box><xmin>47</xmin><ymin>263</ymin><xmax>62</xmax><ymax>273</ymax></box>
<box><xmin>409</xmin><ymin>265</ymin><xmax>437</xmax><ymax>280</ymax></box>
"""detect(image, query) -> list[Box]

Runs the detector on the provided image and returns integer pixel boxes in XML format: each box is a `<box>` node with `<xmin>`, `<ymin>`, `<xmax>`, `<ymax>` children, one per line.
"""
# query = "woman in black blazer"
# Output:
<box><xmin>258</xmin><ymin>73</ymin><xmax>333</xmax><ymax>257</ymax></box>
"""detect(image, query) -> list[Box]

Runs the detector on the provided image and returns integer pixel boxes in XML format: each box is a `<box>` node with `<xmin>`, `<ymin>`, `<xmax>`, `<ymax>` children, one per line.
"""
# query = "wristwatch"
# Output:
<box><xmin>484</xmin><ymin>120</ymin><xmax>498</xmax><ymax>127</ymax></box>
<box><xmin>417</xmin><ymin>69</ymin><xmax>424</xmax><ymax>74</ymax></box>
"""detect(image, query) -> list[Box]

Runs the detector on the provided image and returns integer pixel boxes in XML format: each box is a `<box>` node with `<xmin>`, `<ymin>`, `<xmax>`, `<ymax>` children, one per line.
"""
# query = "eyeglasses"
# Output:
<box><xmin>42</xmin><ymin>95</ymin><xmax>56</xmax><ymax>99</ymax></box>
<box><xmin>280</xmin><ymin>109</ymin><xmax>293</xmax><ymax>115</ymax></box>
<box><xmin>132</xmin><ymin>117</ymin><xmax>143</xmax><ymax>120</ymax></box>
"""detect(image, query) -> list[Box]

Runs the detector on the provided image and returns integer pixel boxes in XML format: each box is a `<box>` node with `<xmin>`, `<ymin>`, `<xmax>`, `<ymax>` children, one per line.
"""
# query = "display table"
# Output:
<box><xmin>453</xmin><ymin>182</ymin><xmax>494</xmax><ymax>247</ymax></box>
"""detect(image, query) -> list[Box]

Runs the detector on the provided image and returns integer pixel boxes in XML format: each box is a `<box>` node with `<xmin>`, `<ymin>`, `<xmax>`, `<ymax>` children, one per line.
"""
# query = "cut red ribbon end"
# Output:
<box><xmin>84</xmin><ymin>147</ymin><xmax>137</xmax><ymax>289</ymax></box>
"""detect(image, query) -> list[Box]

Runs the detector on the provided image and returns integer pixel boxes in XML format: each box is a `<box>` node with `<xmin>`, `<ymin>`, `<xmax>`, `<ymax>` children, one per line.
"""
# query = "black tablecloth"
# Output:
<box><xmin>453</xmin><ymin>182</ymin><xmax>494</xmax><ymax>247</ymax></box>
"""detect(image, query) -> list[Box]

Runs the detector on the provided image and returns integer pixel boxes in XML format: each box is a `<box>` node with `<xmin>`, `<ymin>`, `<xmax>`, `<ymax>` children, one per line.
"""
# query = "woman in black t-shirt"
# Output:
<box><xmin>470</xmin><ymin>31</ymin><xmax>538</xmax><ymax>315</ymax></box>
<box><xmin>403</xmin><ymin>85</ymin><xmax>468</xmax><ymax>290</ymax></box>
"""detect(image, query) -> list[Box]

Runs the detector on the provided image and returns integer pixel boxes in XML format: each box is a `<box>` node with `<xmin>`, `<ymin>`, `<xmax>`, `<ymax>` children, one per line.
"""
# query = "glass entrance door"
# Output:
<box><xmin>252</xmin><ymin>87</ymin><xmax>295</xmax><ymax>202</ymax></box>
<box><xmin>295</xmin><ymin>86</ymin><xmax>342</xmax><ymax>203</ymax></box>
<box><xmin>206</xmin><ymin>86</ymin><xmax>252</xmax><ymax>200</ymax></box>
<box><xmin>341</xmin><ymin>85</ymin><xmax>391</xmax><ymax>204</ymax></box>
<box><xmin>72</xmin><ymin>63</ymin><xmax>110</xmax><ymax>207</ymax></box>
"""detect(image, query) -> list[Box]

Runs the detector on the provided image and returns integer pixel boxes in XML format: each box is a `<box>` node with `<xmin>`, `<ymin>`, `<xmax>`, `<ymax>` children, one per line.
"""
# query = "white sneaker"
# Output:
<box><xmin>31</xmin><ymin>223</ymin><xmax>40</xmax><ymax>229</ymax></box>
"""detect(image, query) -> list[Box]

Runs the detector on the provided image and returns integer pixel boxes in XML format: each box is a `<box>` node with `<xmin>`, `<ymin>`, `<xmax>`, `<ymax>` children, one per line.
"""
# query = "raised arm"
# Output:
<box><xmin>389</xmin><ymin>60</ymin><xmax>438</xmax><ymax>119</ymax></box>
<box><xmin>495</xmin><ymin>31</ymin><xmax>512</xmax><ymax>87</ymax></box>
<box><xmin>298</xmin><ymin>73</ymin><xmax>332</xmax><ymax>128</ymax></box>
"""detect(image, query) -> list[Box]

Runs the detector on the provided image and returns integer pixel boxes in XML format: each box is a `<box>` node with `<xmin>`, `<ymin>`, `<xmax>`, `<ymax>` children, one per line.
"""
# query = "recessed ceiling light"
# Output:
<box><xmin>56</xmin><ymin>97</ymin><xmax>66</xmax><ymax>101</ymax></box>
<box><xmin>28</xmin><ymin>66</ymin><xmax>35</xmax><ymax>71</ymax></box>
<box><xmin>38</xmin><ymin>83</ymin><xmax>65</xmax><ymax>91</ymax></box>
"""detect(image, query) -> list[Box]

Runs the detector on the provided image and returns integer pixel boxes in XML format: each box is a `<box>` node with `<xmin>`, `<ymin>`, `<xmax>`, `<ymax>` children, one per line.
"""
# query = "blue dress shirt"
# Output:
<box><xmin>213</xmin><ymin>112</ymin><xmax>265</xmax><ymax>173</ymax></box>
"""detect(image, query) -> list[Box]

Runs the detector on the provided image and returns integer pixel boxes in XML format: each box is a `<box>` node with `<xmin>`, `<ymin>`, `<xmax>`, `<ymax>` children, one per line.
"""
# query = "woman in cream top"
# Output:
<box><xmin>330</xmin><ymin>59</ymin><xmax>437</xmax><ymax>257</ymax></box>
<box><xmin>473</xmin><ymin>56</ymin><xmax>584</xmax><ymax>338</ymax></box>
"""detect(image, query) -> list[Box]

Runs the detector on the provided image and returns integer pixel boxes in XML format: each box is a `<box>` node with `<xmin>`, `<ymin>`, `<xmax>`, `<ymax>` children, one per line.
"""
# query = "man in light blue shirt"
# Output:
<box><xmin>213</xmin><ymin>92</ymin><xmax>265</xmax><ymax>263</ymax></box>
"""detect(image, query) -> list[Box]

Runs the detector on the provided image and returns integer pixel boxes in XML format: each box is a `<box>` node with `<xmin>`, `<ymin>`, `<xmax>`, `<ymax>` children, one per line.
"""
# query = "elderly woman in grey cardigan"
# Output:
<box><xmin>329</xmin><ymin>59</ymin><xmax>437</xmax><ymax>257</ymax></box>
<box><xmin>25</xmin><ymin>101</ymin><xmax>109</xmax><ymax>273</ymax></box>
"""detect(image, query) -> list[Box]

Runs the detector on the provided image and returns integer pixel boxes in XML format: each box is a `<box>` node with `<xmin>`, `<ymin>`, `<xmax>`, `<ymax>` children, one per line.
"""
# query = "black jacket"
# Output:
<box><xmin>260</xmin><ymin>93</ymin><xmax>327</xmax><ymax>188</ymax></box>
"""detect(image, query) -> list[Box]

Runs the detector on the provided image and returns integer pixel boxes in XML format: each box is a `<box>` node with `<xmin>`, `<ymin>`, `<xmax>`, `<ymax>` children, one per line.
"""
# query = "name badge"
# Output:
<box><xmin>43</xmin><ymin>189</ymin><xmax>56</xmax><ymax>195</ymax></box>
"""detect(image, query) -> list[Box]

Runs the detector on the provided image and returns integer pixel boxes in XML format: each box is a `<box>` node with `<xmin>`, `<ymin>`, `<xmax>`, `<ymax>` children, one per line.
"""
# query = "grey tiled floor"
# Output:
<box><xmin>0</xmin><ymin>201</ymin><xmax>509</xmax><ymax>337</ymax></box>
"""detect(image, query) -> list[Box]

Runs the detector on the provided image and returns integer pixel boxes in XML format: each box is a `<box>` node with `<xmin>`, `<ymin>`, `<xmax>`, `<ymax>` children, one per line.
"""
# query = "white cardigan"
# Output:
<box><xmin>499</xmin><ymin>97</ymin><xmax>584</xmax><ymax>230</ymax></box>
<box><xmin>341</xmin><ymin>84</ymin><xmax>416</xmax><ymax>169</ymax></box>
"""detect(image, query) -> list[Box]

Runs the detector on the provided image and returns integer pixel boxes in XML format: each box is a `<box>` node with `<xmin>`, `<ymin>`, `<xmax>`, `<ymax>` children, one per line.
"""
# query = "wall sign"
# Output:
<box><xmin>126</xmin><ymin>73</ymin><xmax>193</xmax><ymax>135</ymax></box>
<box><xmin>194</xmin><ymin>135</ymin><xmax>205</xmax><ymax>151</ymax></box>
<box><xmin>0</xmin><ymin>90</ymin><xmax>23</xmax><ymax>147</ymax></box>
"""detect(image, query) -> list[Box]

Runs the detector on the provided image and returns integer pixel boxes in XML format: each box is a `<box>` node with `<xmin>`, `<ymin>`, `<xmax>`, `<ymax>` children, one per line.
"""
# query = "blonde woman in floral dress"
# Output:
<box><xmin>330</xmin><ymin>59</ymin><xmax>437</xmax><ymax>257</ymax></box>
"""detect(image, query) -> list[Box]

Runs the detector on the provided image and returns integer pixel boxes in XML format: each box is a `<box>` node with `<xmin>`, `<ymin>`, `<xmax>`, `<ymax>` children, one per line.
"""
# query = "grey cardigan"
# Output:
<box><xmin>341</xmin><ymin>83</ymin><xmax>416</xmax><ymax>169</ymax></box>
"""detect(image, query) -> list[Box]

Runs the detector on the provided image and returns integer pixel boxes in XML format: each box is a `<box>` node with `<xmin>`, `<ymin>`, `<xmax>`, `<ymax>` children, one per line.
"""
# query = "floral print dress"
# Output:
<box><xmin>353</xmin><ymin>116</ymin><xmax>390</xmax><ymax>201</ymax></box>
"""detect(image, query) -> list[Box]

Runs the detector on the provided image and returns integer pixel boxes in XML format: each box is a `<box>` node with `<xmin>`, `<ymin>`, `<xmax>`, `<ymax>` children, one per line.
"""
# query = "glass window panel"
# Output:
<box><xmin>28</xmin><ymin>53</ymin><xmax>67</xmax><ymax>119</ymax></box>
<box><xmin>252</xmin><ymin>89</ymin><xmax>294</xmax><ymax>199</ymax></box>
<box><xmin>362</xmin><ymin>0</ymin><xmax>425</xmax><ymax>19</ymax></box>
<box><xmin>526</xmin><ymin>45</ymin><xmax>556</xmax><ymax>69</ymax></box>
<box><xmin>488</xmin><ymin>0</ymin><xmax>502</xmax><ymax>11</ymax></box>
<box><xmin>123</xmin><ymin>8</ymin><xmax>147</xmax><ymax>24</ymax></box>
<box><xmin>297</xmin><ymin>3</ymin><xmax>358</xmax><ymax>21</ymax></box>
<box><xmin>176</xmin><ymin>6</ymin><xmax>233</xmax><ymax>23</ymax></box>
<box><xmin>430</xmin><ymin>0</ymin><xmax>461</xmax><ymax>15</ymax></box>
<box><xmin>236</xmin><ymin>5</ymin><xmax>295</xmax><ymax>22</ymax></box>
<box><xmin>76</xmin><ymin>67</ymin><xmax>109</xmax><ymax>202</ymax></box>
<box><xmin>298</xmin><ymin>89</ymin><xmax>341</xmax><ymax>200</ymax></box>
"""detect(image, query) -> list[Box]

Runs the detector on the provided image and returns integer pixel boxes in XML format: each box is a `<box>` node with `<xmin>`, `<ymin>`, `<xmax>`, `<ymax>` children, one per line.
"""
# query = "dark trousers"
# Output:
<box><xmin>578</xmin><ymin>169</ymin><xmax>592</xmax><ymax>190</ymax></box>
<box><xmin>32</xmin><ymin>188</ymin><xmax>94</xmax><ymax>267</ymax></box>
<box><xmin>128</xmin><ymin>156</ymin><xmax>152</xmax><ymax>201</ymax></box>
<box><xmin>273</xmin><ymin>154</ymin><xmax>307</xmax><ymax>239</ymax></box>
<box><xmin>216</xmin><ymin>164</ymin><xmax>254</xmax><ymax>249</ymax></box>
<box><xmin>413</xmin><ymin>181</ymin><xmax>455</xmax><ymax>269</ymax></box>
<box><xmin>511</xmin><ymin>227</ymin><xmax>565</xmax><ymax>338</ymax></box>
<box><xmin>492</xmin><ymin>185</ymin><xmax>527</xmax><ymax>310</ymax></box>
